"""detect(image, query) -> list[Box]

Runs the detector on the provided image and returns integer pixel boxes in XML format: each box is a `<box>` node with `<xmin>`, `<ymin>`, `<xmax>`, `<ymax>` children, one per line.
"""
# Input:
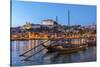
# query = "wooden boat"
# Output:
<box><xmin>44</xmin><ymin>44</ymin><xmax>87</xmax><ymax>54</ymax></box>
<box><xmin>87</xmin><ymin>41</ymin><xmax>96</xmax><ymax>47</ymax></box>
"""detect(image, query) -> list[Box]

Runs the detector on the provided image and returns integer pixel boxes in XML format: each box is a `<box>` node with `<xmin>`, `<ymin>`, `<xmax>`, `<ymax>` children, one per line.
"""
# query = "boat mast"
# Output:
<box><xmin>56</xmin><ymin>16</ymin><xmax>58</xmax><ymax>22</ymax></box>
<box><xmin>67</xmin><ymin>9</ymin><xmax>72</xmax><ymax>44</ymax></box>
<box><xmin>68</xmin><ymin>10</ymin><xmax>70</xmax><ymax>26</ymax></box>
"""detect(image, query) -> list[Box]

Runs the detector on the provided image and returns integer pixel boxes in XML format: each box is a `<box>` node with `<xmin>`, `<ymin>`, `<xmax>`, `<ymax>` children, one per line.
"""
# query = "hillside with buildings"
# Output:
<box><xmin>11</xmin><ymin>19</ymin><xmax>96</xmax><ymax>40</ymax></box>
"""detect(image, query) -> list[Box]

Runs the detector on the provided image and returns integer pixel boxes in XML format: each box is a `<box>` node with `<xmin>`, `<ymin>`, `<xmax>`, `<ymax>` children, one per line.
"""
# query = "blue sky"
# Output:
<box><xmin>12</xmin><ymin>1</ymin><xmax>96</xmax><ymax>27</ymax></box>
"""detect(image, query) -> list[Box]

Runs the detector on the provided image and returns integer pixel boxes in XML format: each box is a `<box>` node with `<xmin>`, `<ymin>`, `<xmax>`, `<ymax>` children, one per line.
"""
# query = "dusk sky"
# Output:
<box><xmin>12</xmin><ymin>1</ymin><xmax>96</xmax><ymax>27</ymax></box>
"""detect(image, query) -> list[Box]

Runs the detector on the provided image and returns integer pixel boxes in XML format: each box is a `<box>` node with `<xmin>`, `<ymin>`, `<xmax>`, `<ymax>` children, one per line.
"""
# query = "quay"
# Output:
<box><xmin>11</xmin><ymin>32</ymin><xmax>96</xmax><ymax>41</ymax></box>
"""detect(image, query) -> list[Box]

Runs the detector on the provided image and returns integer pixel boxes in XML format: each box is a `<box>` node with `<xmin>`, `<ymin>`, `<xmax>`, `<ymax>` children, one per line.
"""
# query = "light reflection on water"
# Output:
<box><xmin>11</xmin><ymin>40</ymin><xmax>96</xmax><ymax>66</ymax></box>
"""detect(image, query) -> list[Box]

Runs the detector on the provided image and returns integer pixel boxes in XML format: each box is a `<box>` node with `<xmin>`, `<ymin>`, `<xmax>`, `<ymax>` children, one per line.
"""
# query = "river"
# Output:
<box><xmin>11</xmin><ymin>40</ymin><xmax>96</xmax><ymax>66</ymax></box>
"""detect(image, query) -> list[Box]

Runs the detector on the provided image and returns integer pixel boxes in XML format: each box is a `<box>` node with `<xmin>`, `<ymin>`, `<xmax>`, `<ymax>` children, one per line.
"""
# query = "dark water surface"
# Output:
<box><xmin>11</xmin><ymin>40</ymin><xmax>96</xmax><ymax>66</ymax></box>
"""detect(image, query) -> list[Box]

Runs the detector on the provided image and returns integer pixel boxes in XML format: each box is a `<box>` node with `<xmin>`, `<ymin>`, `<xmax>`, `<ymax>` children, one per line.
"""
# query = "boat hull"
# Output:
<box><xmin>46</xmin><ymin>45</ymin><xmax>87</xmax><ymax>54</ymax></box>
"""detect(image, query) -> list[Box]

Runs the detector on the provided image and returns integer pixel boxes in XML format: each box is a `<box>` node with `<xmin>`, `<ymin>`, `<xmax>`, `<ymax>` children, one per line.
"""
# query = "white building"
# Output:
<box><xmin>41</xmin><ymin>19</ymin><xmax>58</xmax><ymax>26</ymax></box>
